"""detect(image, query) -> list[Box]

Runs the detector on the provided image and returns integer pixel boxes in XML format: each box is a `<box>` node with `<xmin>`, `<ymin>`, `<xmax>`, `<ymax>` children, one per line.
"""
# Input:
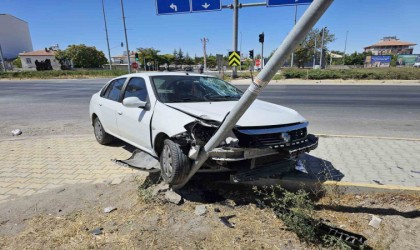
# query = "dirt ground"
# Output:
<box><xmin>0</xmin><ymin>174</ymin><xmax>419</xmax><ymax>249</ymax></box>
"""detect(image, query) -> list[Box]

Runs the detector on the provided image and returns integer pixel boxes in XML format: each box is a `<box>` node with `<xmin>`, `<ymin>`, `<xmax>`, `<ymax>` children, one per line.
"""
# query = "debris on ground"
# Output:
<box><xmin>110</xmin><ymin>178</ymin><xmax>122</xmax><ymax>185</ymax></box>
<box><xmin>214</xmin><ymin>208</ymin><xmax>221</xmax><ymax>213</ymax></box>
<box><xmin>165</xmin><ymin>189</ymin><xmax>182</xmax><ymax>204</ymax></box>
<box><xmin>368</xmin><ymin>215</ymin><xmax>382</xmax><ymax>229</ymax></box>
<box><xmin>295</xmin><ymin>160</ymin><xmax>308</xmax><ymax>173</ymax></box>
<box><xmin>151</xmin><ymin>182</ymin><xmax>170</xmax><ymax>196</ymax></box>
<box><xmin>103</xmin><ymin>207</ymin><xmax>117</xmax><ymax>213</ymax></box>
<box><xmin>11</xmin><ymin>129</ymin><xmax>22</xmax><ymax>136</ymax></box>
<box><xmin>219</xmin><ymin>215</ymin><xmax>236</xmax><ymax>228</ymax></box>
<box><xmin>194</xmin><ymin>205</ymin><xmax>207</xmax><ymax>216</ymax></box>
<box><xmin>89</xmin><ymin>227</ymin><xmax>103</xmax><ymax>235</ymax></box>
<box><xmin>112</xmin><ymin>149</ymin><xmax>160</xmax><ymax>172</ymax></box>
<box><xmin>372</xmin><ymin>180</ymin><xmax>384</xmax><ymax>185</ymax></box>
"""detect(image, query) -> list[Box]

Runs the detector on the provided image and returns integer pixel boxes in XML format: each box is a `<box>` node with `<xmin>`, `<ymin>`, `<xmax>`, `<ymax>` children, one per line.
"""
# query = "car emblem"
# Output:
<box><xmin>281</xmin><ymin>132</ymin><xmax>291</xmax><ymax>142</ymax></box>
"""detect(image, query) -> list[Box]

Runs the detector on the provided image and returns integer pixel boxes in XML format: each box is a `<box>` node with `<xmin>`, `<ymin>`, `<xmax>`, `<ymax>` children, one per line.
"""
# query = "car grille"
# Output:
<box><xmin>233</xmin><ymin>123</ymin><xmax>308</xmax><ymax>147</ymax></box>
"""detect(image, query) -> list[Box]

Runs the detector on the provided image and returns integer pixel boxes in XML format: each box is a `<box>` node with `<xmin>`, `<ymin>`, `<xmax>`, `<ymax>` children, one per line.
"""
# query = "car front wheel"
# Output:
<box><xmin>160</xmin><ymin>139</ymin><xmax>191</xmax><ymax>186</ymax></box>
<box><xmin>93</xmin><ymin>117</ymin><xmax>113</xmax><ymax>145</ymax></box>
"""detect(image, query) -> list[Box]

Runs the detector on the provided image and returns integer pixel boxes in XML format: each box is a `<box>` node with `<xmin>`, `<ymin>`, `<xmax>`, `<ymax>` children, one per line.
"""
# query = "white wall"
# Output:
<box><xmin>0</xmin><ymin>14</ymin><xmax>33</xmax><ymax>59</ymax></box>
<box><xmin>20</xmin><ymin>55</ymin><xmax>61</xmax><ymax>70</ymax></box>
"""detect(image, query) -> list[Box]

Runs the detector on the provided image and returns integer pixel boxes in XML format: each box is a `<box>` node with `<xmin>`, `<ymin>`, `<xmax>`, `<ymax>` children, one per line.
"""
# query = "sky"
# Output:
<box><xmin>2</xmin><ymin>0</ymin><xmax>419</xmax><ymax>60</ymax></box>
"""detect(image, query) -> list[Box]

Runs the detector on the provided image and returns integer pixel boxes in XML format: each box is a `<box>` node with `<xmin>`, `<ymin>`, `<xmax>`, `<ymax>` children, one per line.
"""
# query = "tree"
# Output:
<box><xmin>184</xmin><ymin>52</ymin><xmax>194</xmax><ymax>65</ymax></box>
<box><xmin>12</xmin><ymin>57</ymin><xmax>22</xmax><ymax>68</ymax></box>
<box><xmin>137</xmin><ymin>47</ymin><xmax>160</xmax><ymax>69</ymax></box>
<box><xmin>293</xmin><ymin>28</ymin><xmax>335</xmax><ymax>68</ymax></box>
<box><xmin>344</xmin><ymin>51</ymin><xmax>371</xmax><ymax>65</ymax></box>
<box><xmin>56</xmin><ymin>44</ymin><xmax>108</xmax><ymax>68</ymax></box>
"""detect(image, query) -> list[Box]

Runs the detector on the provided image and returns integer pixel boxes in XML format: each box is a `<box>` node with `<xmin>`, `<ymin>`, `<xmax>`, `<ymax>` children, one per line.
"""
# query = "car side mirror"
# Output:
<box><xmin>122</xmin><ymin>97</ymin><xmax>147</xmax><ymax>108</ymax></box>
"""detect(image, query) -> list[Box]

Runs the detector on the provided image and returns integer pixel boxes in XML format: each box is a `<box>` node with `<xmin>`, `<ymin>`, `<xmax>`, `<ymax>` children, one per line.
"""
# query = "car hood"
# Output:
<box><xmin>166</xmin><ymin>100</ymin><xmax>306</xmax><ymax>127</ymax></box>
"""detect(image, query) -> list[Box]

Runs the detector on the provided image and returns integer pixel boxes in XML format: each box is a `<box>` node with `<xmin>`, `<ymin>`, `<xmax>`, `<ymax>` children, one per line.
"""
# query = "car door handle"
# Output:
<box><xmin>118</xmin><ymin>111</ymin><xmax>123</xmax><ymax>115</ymax></box>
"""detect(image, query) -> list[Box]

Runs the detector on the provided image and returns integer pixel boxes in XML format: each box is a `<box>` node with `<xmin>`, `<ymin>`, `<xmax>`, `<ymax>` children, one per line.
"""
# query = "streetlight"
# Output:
<box><xmin>343</xmin><ymin>30</ymin><xmax>349</xmax><ymax>65</ymax></box>
<box><xmin>120</xmin><ymin>0</ymin><xmax>131</xmax><ymax>73</ymax></box>
<box><xmin>101</xmin><ymin>0</ymin><xmax>112</xmax><ymax>70</ymax></box>
<box><xmin>290</xmin><ymin>4</ymin><xmax>298</xmax><ymax>68</ymax></box>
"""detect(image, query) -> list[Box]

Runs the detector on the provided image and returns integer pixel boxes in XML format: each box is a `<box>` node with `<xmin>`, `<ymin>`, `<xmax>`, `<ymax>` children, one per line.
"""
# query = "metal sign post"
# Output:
<box><xmin>173</xmin><ymin>0</ymin><xmax>335</xmax><ymax>189</ymax></box>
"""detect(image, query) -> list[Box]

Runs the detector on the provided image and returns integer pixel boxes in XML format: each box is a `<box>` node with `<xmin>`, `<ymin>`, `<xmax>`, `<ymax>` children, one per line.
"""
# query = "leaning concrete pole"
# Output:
<box><xmin>173</xmin><ymin>0</ymin><xmax>335</xmax><ymax>189</ymax></box>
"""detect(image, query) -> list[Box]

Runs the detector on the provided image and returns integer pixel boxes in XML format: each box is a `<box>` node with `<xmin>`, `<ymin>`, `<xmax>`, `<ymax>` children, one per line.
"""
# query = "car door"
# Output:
<box><xmin>98</xmin><ymin>78</ymin><xmax>126</xmax><ymax>135</ymax></box>
<box><xmin>116</xmin><ymin>77</ymin><xmax>154</xmax><ymax>151</ymax></box>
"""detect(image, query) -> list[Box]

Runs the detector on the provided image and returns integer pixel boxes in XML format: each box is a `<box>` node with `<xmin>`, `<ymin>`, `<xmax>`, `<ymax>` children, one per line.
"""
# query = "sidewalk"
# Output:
<box><xmin>0</xmin><ymin>134</ymin><xmax>419</xmax><ymax>203</ymax></box>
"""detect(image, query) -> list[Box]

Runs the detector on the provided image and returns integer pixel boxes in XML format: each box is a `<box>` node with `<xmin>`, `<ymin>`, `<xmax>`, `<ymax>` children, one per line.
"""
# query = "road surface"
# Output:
<box><xmin>1</xmin><ymin>78</ymin><xmax>419</xmax><ymax>139</ymax></box>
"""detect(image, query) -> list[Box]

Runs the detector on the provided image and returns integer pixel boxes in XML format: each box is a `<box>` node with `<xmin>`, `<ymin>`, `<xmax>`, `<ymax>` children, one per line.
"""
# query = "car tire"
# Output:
<box><xmin>160</xmin><ymin>139</ymin><xmax>191</xmax><ymax>186</ymax></box>
<box><xmin>93</xmin><ymin>117</ymin><xmax>113</xmax><ymax>145</ymax></box>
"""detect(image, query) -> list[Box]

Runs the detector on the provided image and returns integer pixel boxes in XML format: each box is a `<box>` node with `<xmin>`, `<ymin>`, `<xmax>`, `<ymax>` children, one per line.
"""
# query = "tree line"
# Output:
<box><xmin>50</xmin><ymin>29</ymin><xmax>382</xmax><ymax>70</ymax></box>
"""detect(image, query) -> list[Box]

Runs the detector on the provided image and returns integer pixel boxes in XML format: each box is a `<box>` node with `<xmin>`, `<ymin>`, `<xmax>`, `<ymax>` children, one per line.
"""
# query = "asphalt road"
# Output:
<box><xmin>1</xmin><ymin>78</ymin><xmax>420</xmax><ymax>138</ymax></box>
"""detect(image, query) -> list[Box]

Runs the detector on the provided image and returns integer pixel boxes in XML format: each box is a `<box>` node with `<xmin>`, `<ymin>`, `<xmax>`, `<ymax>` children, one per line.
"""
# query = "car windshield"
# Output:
<box><xmin>151</xmin><ymin>75</ymin><xmax>243</xmax><ymax>103</ymax></box>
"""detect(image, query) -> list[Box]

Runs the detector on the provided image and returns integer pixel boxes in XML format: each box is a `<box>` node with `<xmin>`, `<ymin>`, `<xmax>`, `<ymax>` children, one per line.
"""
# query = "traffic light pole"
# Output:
<box><xmin>232</xmin><ymin>0</ymin><xmax>239</xmax><ymax>78</ymax></box>
<box><xmin>173</xmin><ymin>0</ymin><xmax>335</xmax><ymax>190</ymax></box>
<box><xmin>261</xmin><ymin>40</ymin><xmax>264</xmax><ymax>69</ymax></box>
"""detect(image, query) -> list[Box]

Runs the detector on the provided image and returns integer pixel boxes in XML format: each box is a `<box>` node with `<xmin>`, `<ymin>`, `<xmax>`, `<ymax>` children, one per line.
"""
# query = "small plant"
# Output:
<box><xmin>253</xmin><ymin>185</ymin><xmax>363</xmax><ymax>249</ymax></box>
<box><xmin>137</xmin><ymin>174</ymin><xmax>160</xmax><ymax>203</ymax></box>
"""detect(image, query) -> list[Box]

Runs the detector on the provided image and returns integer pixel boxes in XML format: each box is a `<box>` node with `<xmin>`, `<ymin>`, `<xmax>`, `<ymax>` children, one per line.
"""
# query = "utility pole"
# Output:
<box><xmin>343</xmin><ymin>30</ymin><xmax>348</xmax><ymax>65</ymax></box>
<box><xmin>201</xmin><ymin>38</ymin><xmax>209</xmax><ymax>71</ymax></box>
<box><xmin>0</xmin><ymin>44</ymin><xmax>6</xmax><ymax>72</ymax></box>
<box><xmin>232</xmin><ymin>0</ymin><xmax>239</xmax><ymax>78</ymax></box>
<box><xmin>290</xmin><ymin>4</ymin><xmax>298</xmax><ymax>67</ymax></box>
<box><xmin>312</xmin><ymin>36</ymin><xmax>317</xmax><ymax>68</ymax></box>
<box><xmin>173</xmin><ymin>0</ymin><xmax>334</xmax><ymax>189</ymax></box>
<box><xmin>319</xmin><ymin>26</ymin><xmax>326</xmax><ymax>69</ymax></box>
<box><xmin>101</xmin><ymin>0</ymin><xmax>112</xmax><ymax>70</ymax></box>
<box><xmin>120</xmin><ymin>0</ymin><xmax>131</xmax><ymax>73</ymax></box>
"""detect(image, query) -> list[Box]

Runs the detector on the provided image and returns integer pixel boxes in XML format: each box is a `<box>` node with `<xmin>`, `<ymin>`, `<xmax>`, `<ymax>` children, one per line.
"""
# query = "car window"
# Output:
<box><xmin>104</xmin><ymin>78</ymin><xmax>126</xmax><ymax>102</ymax></box>
<box><xmin>150</xmin><ymin>75</ymin><xmax>242</xmax><ymax>103</ymax></box>
<box><xmin>123</xmin><ymin>77</ymin><xmax>148</xmax><ymax>102</ymax></box>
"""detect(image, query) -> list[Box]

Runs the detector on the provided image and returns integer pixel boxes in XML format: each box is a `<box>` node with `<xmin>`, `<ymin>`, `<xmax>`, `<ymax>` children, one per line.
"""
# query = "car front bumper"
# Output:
<box><xmin>208</xmin><ymin>134</ymin><xmax>318</xmax><ymax>161</ymax></box>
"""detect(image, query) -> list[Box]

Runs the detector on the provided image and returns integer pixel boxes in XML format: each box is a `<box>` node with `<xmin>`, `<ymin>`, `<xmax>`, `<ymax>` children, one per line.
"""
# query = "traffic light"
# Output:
<box><xmin>259</xmin><ymin>32</ymin><xmax>264</xmax><ymax>43</ymax></box>
<box><xmin>249</xmin><ymin>50</ymin><xmax>254</xmax><ymax>59</ymax></box>
<box><xmin>135</xmin><ymin>53</ymin><xmax>139</xmax><ymax>61</ymax></box>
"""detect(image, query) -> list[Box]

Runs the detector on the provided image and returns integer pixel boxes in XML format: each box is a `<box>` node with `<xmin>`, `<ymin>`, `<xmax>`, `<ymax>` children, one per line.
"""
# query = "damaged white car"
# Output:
<box><xmin>89</xmin><ymin>72</ymin><xmax>318</xmax><ymax>185</ymax></box>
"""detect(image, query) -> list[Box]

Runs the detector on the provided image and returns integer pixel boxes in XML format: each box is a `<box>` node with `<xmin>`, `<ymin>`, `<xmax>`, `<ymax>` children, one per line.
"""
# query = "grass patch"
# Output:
<box><xmin>0</xmin><ymin>69</ymin><xmax>127</xmax><ymax>79</ymax></box>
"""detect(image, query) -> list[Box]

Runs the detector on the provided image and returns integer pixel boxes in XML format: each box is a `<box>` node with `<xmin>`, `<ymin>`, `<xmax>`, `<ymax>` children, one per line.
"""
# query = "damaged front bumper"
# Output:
<box><xmin>208</xmin><ymin>134</ymin><xmax>318</xmax><ymax>161</ymax></box>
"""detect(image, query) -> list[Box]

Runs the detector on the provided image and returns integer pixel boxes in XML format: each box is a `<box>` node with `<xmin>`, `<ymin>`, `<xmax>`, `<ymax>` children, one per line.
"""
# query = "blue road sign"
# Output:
<box><xmin>156</xmin><ymin>0</ymin><xmax>191</xmax><ymax>15</ymax></box>
<box><xmin>267</xmin><ymin>0</ymin><xmax>313</xmax><ymax>7</ymax></box>
<box><xmin>191</xmin><ymin>0</ymin><xmax>222</xmax><ymax>13</ymax></box>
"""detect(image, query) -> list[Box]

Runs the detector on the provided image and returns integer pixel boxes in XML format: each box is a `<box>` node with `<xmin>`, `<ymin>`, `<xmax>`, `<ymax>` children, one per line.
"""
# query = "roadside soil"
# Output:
<box><xmin>0</xmin><ymin>174</ymin><xmax>418</xmax><ymax>249</ymax></box>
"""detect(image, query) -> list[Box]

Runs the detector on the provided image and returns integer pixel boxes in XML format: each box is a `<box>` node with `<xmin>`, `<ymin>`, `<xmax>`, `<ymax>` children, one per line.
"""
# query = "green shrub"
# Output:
<box><xmin>280</xmin><ymin>68</ymin><xmax>420</xmax><ymax>80</ymax></box>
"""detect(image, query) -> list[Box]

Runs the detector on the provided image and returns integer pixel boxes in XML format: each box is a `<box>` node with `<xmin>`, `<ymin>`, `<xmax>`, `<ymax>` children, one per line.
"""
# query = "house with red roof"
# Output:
<box><xmin>364</xmin><ymin>36</ymin><xmax>416</xmax><ymax>55</ymax></box>
<box><xmin>19</xmin><ymin>49</ymin><xmax>61</xmax><ymax>70</ymax></box>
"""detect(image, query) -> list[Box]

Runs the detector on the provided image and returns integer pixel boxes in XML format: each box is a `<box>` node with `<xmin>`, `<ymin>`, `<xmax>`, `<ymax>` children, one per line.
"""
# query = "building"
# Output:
<box><xmin>0</xmin><ymin>14</ymin><xmax>33</xmax><ymax>59</ymax></box>
<box><xmin>19</xmin><ymin>49</ymin><xmax>61</xmax><ymax>70</ymax></box>
<box><xmin>364</xmin><ymin>36</ymin><xmax>416</xmax><ymax>55</ymax></box>
<box><xmin>111</xmin><ymin>54</ymin><xmax>135</xmax><ymax>64</ymax></box>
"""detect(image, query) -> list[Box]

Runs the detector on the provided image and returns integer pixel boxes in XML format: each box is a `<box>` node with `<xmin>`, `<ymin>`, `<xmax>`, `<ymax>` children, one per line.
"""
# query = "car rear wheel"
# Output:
<box><xmin>93</xmin><ymin>117</ymin><xmax>113</xmax><ymax>145</ymax></box>
<box><xmin>160</xmin><ymin>139</ymin><xmax>191</xmax><ymax>186</ymax></box>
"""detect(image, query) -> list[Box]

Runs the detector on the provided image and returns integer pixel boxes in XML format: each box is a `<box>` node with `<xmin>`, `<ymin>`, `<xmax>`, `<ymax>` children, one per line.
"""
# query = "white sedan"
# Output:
<box><xmin>89</xmin><ymin>72</ymin><xmax>318</xmax><ymax>185</ymax></box>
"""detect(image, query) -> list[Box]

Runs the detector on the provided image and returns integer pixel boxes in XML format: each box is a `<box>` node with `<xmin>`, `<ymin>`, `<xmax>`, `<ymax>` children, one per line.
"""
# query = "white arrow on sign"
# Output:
<box><xmin>170</xmin><ymin>3</ymin><xmax>178</xmax><ymax>11</ymax></box>
<box><xmin>202</xmin><ymin>3</ymin><xmax>210</xmax><ymax>9</ymax></box>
